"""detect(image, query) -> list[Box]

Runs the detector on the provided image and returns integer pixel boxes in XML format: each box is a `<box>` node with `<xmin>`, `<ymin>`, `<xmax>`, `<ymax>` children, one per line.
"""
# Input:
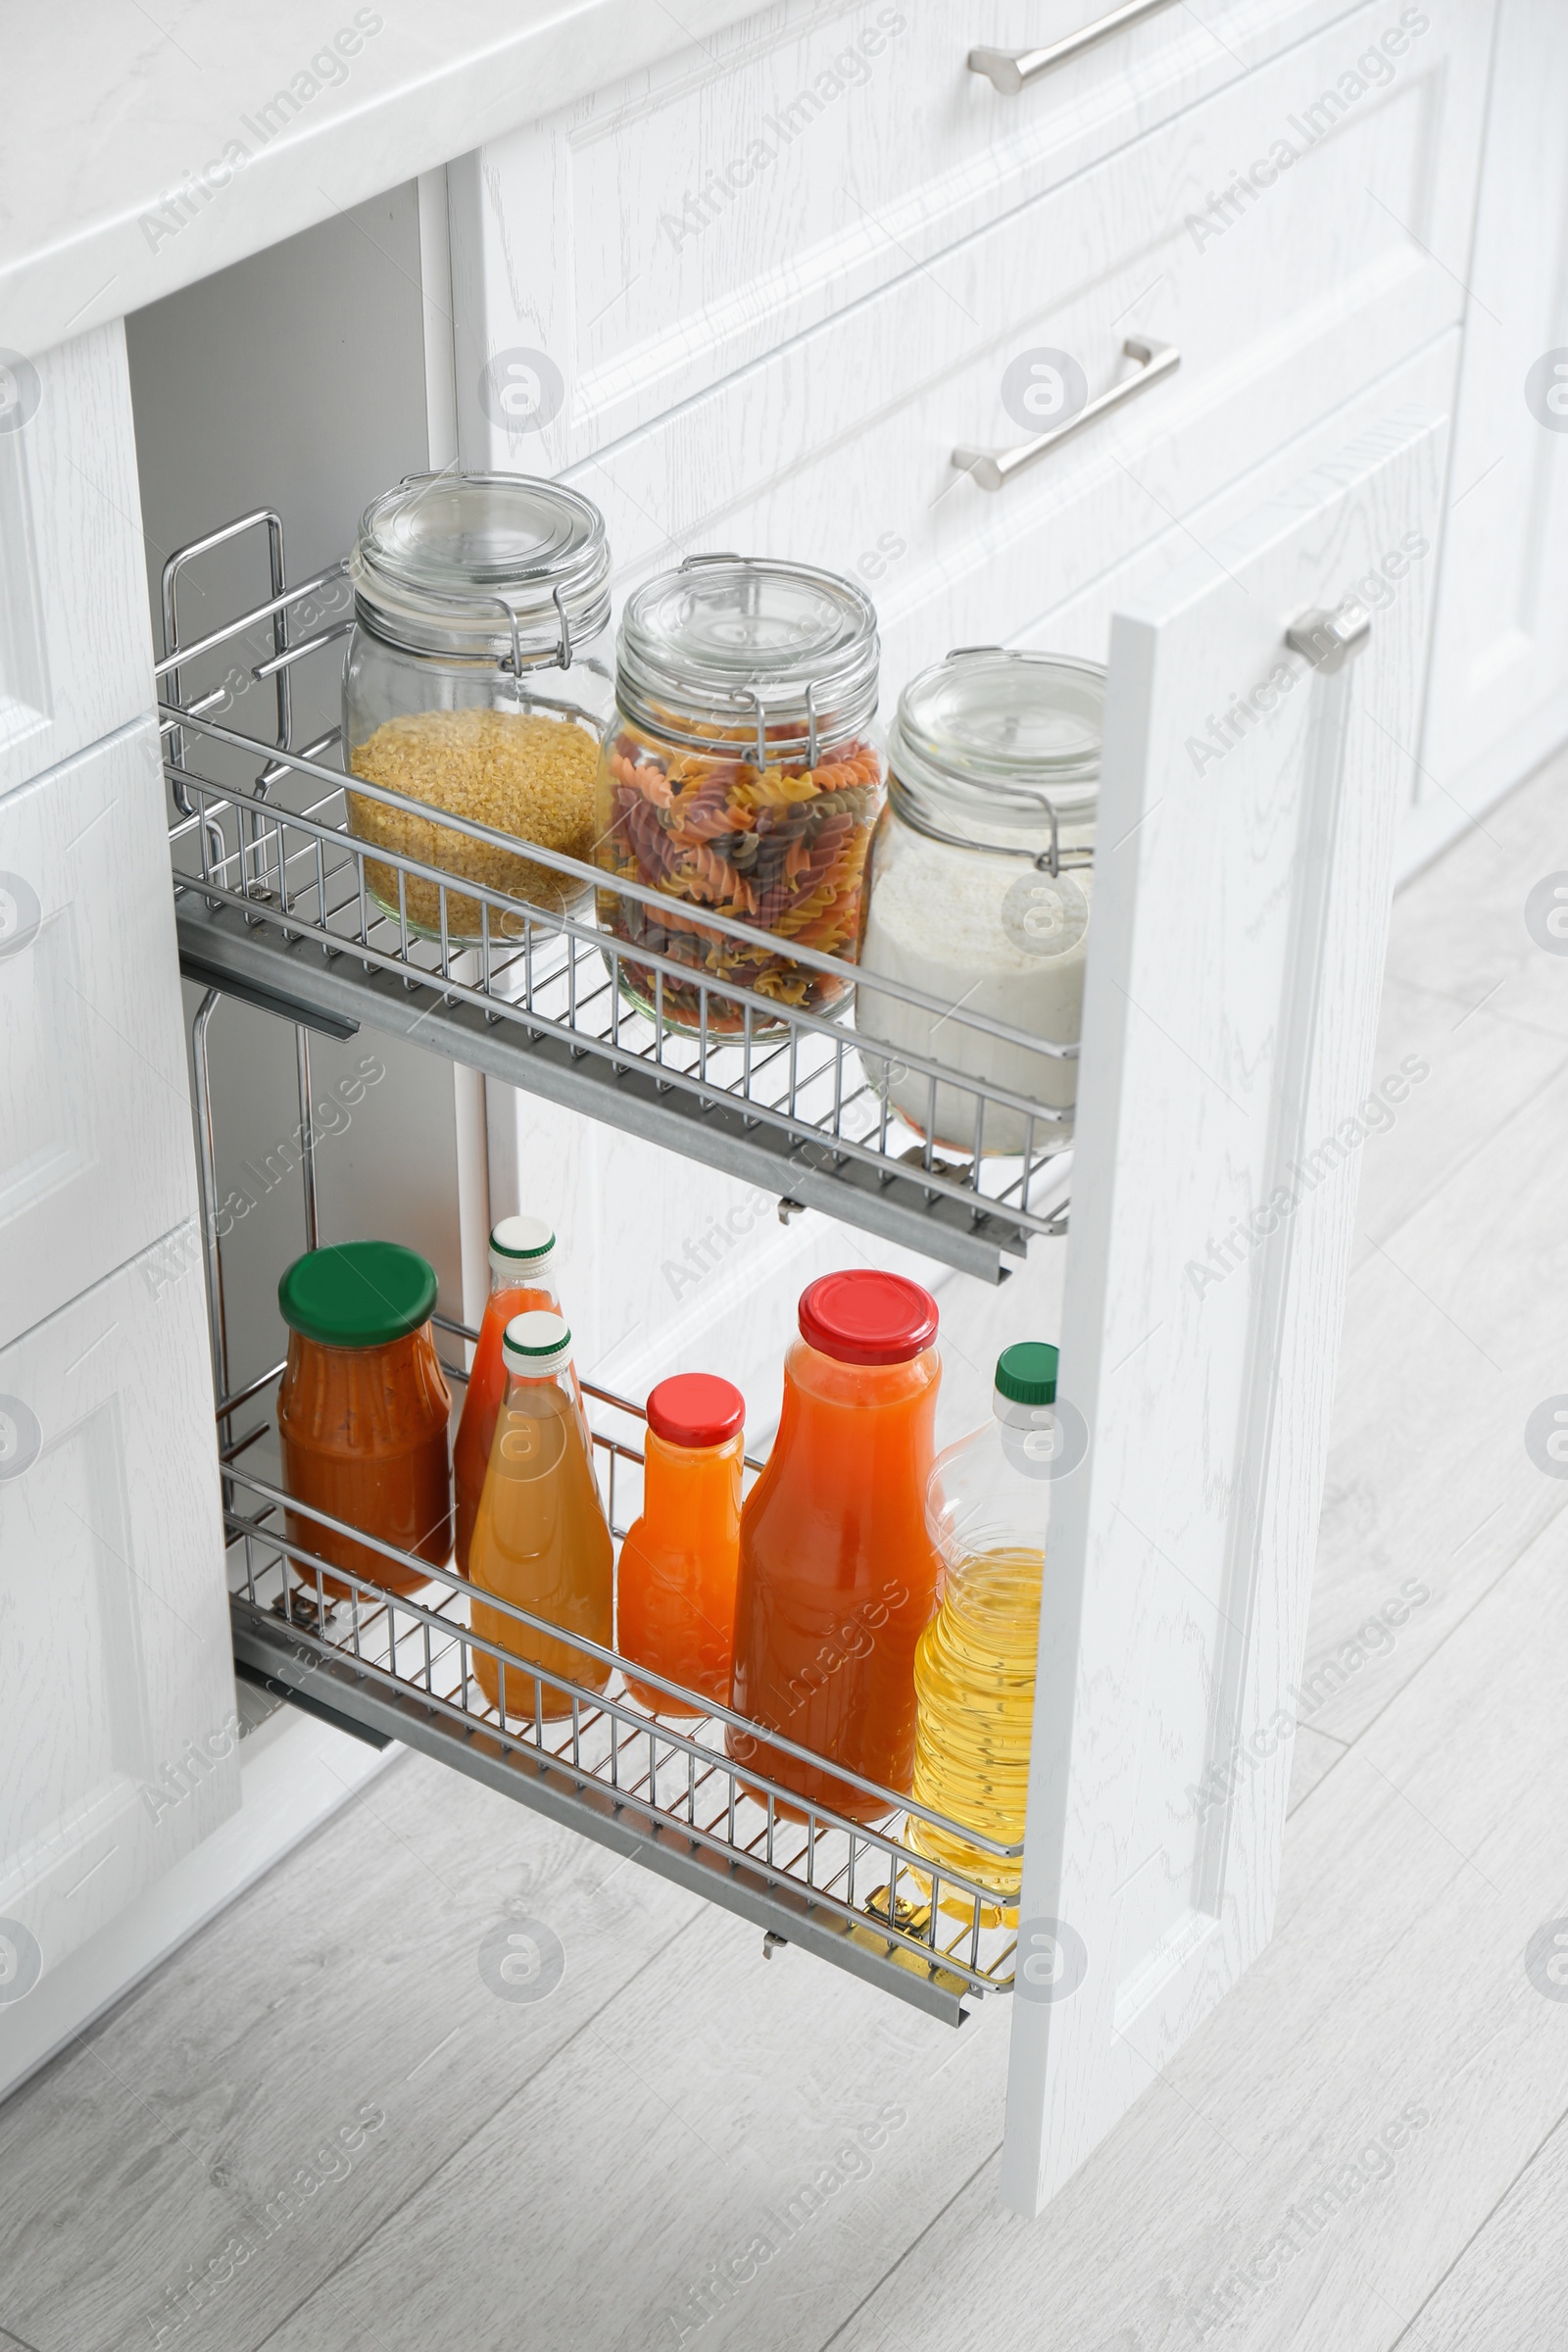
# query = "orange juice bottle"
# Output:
<box><xmin>468</xmin><ymin>1311</ymin><xmax>612</xmax><ymax>1722</ymax></box>
<box><xmin>617</xmin><ymin>1374</ymin><xmax>746</xmax><ymax>1716</ymax></box>
<box><xmin>728</xmin><ymin>1272</ymin><xmax>943</xmax><ymax>1825</ymax></box>
<box><xmin>453</xmin><ymin>1217</ymin><xmax>561</xmax><ymax>1575</ymax></box>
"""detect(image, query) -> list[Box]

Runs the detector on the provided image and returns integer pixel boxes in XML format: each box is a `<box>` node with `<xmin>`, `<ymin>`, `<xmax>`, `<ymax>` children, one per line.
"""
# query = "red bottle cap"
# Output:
<box><xmin>798</xmin><ymin>1271</ymin><xmax>939</xmax><ymax>1366</ymax></box>
<box><xmin>646</xmin><ymin>1372</ymin><xmax>747</xmax><ymax>1448</ymax></box>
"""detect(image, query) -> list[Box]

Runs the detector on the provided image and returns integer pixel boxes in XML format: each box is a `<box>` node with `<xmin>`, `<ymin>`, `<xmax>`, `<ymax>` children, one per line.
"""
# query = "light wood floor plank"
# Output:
<box><xmin>0</xmin><ymin>1750</ymin><xmax>703</xmax><ymax>2352</ymax></box>
<box><xmin>1293</xmin><ymin>1041</ymin><xmax>1568</xmax><ymax>1748</ymax></box>
<box><xmin>1383</xmin><ymin>749</ymin><xmax>1568</xmax><ymax>1026</ymax></box>
<box><xmin>1395</xmin><ymin>2110</ymin><xmax>1568</xmax><ymax>2350</ymax></box>
<box><xmin>258</xmin><ymin>1899</ymin><xmax>1012</xmax><ymax>2352</ymax></box>
<box><xmin>1349</xmin><ymin>975</ymin><xmax>1568</xmax><ymax>1272</ymax></box>
<box><xmin>1284</xmin><ymin>1723</ymin><xmax>1347</xmax><ymax>1814</ymax></box>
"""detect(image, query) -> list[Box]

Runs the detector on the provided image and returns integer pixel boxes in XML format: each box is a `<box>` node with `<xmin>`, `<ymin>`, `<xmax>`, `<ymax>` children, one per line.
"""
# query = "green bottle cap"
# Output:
<box><xmin>502</xmin><ymin>1310</ymin><xmax>572</xmax><ymax>1372</ymax></box>
<box><xmin>995</xmin><ymin>1341</ymin><xmax>1058</xmax><ymax>1405</ymax></box>
<box><xmin>278</xmin><ymin>1241</ymin><xmax>439</xmax><ymax>1349</ymax></box>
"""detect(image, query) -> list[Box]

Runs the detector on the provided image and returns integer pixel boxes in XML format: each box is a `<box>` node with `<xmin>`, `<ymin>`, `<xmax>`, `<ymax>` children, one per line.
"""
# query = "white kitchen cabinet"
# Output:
<box><xmin>0</xmin><ymin>323</ymin><xmax>155</xmax><ymax>801</ymax></box>
<box><xmin>449</xmin><ymin>0</ymin><xmax>1374</xmax><ymax>463</ymax></box>
<box><xmin>456</xmin><ymin>0</ymin><xmax>1487</xmax><ymax>701</ymax></box>
<box><xmin>1412</xmin><ymin>0</ymin><xmax>1568</xmax><ymax>870</ymax></box>
<box><xmin>0</xmin><ymin>1228</ymin><xmax>236</xmax><ymax>2009</ymax></box>
<box><xmin>4</xmin><ymin>0</ymin><xmax>1561</xmax><ymax>2232</ymax></box>
<box><xmin>0</xmin><ymin>719</ymin><xmax>197</xmax><ymax>1352</ymax></box>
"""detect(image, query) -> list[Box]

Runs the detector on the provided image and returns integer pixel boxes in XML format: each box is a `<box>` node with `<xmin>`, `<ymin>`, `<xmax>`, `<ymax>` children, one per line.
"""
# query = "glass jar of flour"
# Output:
<box><xmin>855</xmin><ymin>650</ymin><xmax>1102</xmax><ymax>1157</ymax></box>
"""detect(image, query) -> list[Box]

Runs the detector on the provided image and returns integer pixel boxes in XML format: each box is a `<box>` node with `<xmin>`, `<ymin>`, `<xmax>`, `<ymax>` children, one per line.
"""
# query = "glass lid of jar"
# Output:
<box><xmin>615</xmin><ymin>555</ymin><xmax>880</xmax><ymax>760</ymax></box>
<box><xmin>889</xmin><ymin>648</ymin><xmax>1104</xmax><ymax>867</ymax></box>
<box><xmin>348</xmin><ymin>470</ymin><xmax>612</xmax><ymax>667</ymax></box>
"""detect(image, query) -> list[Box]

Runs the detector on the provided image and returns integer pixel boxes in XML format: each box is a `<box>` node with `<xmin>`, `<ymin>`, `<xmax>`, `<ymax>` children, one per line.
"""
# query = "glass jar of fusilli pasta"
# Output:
<box><xmin>594</xmin><ymin>556</ymin><xmax>885</xmax><ymax>1037</ymax></box>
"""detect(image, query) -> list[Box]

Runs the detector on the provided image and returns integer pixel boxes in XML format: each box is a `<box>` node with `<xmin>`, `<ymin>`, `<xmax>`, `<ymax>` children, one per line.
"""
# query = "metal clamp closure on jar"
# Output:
<box><xmin>347</xmin><ymin>470</ymin><xmax>612</xmax><ymax>676</ymax></box>
<box><xmin>613</xmin><ymin>553</ymin><xmax>881</xmax><ymax>772</ymax></box>
<box><xmin>886</xmin><ymin>645</ymin><xmax>1102</xmax><ymax>879</ymax></box>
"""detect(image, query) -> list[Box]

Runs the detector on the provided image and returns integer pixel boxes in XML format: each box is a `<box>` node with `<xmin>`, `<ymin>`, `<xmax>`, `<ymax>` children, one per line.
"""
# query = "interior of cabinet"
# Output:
<box><xmin>124</xmin><ymin>182</ymin><xmax>477</xmax><ymax>1399</ymax></box>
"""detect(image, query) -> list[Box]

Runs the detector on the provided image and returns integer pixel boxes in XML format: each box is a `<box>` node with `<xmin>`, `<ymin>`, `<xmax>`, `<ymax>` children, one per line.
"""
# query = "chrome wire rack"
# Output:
<box><xmin>221</xmin><ymin>1336</ymin><xmax>1020</xmax><ymax>2024</ymax></box>
<box><xmin>162</xmin><ymin>509</ymin><xmax>1074</xmax><ymax>1282</ymax></box>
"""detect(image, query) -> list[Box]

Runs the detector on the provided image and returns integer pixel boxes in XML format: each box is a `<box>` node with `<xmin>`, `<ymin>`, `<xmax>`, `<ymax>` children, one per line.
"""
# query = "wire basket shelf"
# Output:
<box><xmin>221</xmin><ymin>1336</ymin><xmax>1020</xmax><ymax>2025</ymax></box>
<box><xmin>162</xmin><ymin>509</ymin><xmax>1074</xmax><ymax>1282</ymax></box>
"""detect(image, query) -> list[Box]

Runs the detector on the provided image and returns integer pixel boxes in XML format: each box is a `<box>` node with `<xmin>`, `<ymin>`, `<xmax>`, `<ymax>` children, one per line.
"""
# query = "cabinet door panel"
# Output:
<box><xmin>0</xmin><ymin>321</ymin><xmax>154</xmax><ymax>800</ymax></box>
<box><xmin>0</xmin><ymin>1228</ymin><xmax>235</xmax><ymax>1993</ymax></box>
<box><xmin>1415</xmin><ymin>0</ymin><xmax>1568</xmax><ymax>848</ymax></box>
<box><xmin>0</xmin><ymin>720</ymin><xmax>196</xmax><ymax>1351</ymax></box>
<box><xmin>1002</xmin><ymin>407</ymin><xmax>1447</xmax><ymax>2212</ymax></box>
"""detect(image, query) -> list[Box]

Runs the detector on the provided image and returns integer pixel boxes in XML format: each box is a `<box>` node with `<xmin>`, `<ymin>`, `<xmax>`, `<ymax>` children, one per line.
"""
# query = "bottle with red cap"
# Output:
<box><xmin>616</xmin><ymin>1372</ymin><xmax>747</xmax><ymax>1717</ymax></box>
<box><xmin>728</xmin><ymin>1270</ymin><xmax>943</xmax><ymax>1825</ymax></box>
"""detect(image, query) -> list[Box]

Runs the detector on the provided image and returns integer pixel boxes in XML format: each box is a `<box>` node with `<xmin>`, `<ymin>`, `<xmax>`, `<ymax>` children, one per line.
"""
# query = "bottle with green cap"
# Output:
<box><xmin>903</xmin><ymin>1341</ymin><xmax>1061</xmax><ymax>1920</ymax></box>
<box><xmin>467</xmin><ymin>1308</ymin><xmax>612</xmax><ymax>1722</ymax></box>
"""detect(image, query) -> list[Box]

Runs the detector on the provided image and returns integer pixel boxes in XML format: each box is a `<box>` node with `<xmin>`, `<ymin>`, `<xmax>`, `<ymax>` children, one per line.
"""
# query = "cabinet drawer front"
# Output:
<box><xmin>537</xmin><ymin>0</ymin><xmax>1486</xmax><ymax>694</ymax></box>
<box><xmin>0</xmin><ymin>720</ymin><xmax>196</xmax><ymax>1350</ymax></box>
<box><xmin>452</xmin><ymin>0</ymin><xmax>1366</xmax><ymax>461</ymax></box>
<box><xmin>0</xmin><ymin>321</ymin><xmax>155</xmax><ymax>799</ymax></box>
<box><xmin>0</xmin><ymin>1230</ymin><xmax>233</xmax><ymax>1988</ymax></box>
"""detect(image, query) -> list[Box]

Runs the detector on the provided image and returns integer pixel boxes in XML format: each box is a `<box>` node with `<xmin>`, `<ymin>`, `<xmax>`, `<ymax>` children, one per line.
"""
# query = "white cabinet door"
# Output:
<box><xmin>1002</xmin><ymin>406</ymin><xmax>1447</xmax><ymax>2213</ymax></box>
<box><xmin>0</xmin><ymin>321</ymin><xmax>155</xmax><ymax>800</ymax></box>
<box><xmin>0</xmin><ymin>719</ymin><xmax>197</xmax><ymax>1351</ymax></box>
<box><xmin>0</xmin><ymin>1226</ymin><xmax>235</xmax><ymax>2009</ymax></box>
<box><xmin>1413</xmin><ymin>0</ymin><xmax>1568</xmax><ymax>866</ymax></box>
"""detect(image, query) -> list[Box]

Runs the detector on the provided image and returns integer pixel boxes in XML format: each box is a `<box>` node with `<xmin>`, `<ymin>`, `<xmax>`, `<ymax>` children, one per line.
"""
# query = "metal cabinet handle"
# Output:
<box><xmin>953</xmin><ymin>335</ymin><xmax>1180</xmax><ymax>492</ymax></box>
<box><xmin>968</xmin><ymin>0</ymin><xmax>1181</xmax><ymax>94</ymax></box>
<box><xmin>1286</xmin><ymin>604</ymin><xmax>1372</xmax><ymax>674</ymax></box>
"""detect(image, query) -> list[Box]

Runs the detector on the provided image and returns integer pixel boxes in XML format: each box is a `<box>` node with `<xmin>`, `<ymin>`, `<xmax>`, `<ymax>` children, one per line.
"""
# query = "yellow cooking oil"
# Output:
<box><xmin>903</xmin><ymin>1543</ymin><xmax>1043</xmax><ymax>1925</ymax></box>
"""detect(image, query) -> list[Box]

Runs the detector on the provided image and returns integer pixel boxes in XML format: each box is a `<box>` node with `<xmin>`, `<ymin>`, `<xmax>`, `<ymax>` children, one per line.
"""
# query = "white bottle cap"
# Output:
<box><xmin>502</xmin><ymin>1309</ymin><xmax>572</xmax><ymax>1376</ymax></box>
<box><xmin>490</xmin><ymin>1215</ymin><xmax>557</xmax><ymax>1278</ymax></box>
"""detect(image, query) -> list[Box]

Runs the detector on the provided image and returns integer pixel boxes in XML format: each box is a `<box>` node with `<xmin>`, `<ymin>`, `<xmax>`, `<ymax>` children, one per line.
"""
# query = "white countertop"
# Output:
<box><xmin>0</xmin><ymin>0</ymin><xmax>759</xmax><ymax>360</ymax></box>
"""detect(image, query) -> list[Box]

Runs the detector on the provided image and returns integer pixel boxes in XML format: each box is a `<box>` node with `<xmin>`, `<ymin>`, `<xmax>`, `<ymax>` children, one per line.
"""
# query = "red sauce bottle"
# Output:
<box><xmin>617</xmin><ymin>1373</ymin><xmax>746</xmax><ymax>1716</ymax></box>
<box><xmin>728</xmin><ymin>1271</ymin><xmax>942</xmax><ymax>1824</ymax></box>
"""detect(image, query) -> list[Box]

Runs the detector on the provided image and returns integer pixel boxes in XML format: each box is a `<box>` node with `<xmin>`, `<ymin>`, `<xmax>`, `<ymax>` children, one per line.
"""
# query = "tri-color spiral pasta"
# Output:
<box><xmin>593</xmin><ymin>719</ymin><xmax>885</xmax><ymax>1032</ymax></box>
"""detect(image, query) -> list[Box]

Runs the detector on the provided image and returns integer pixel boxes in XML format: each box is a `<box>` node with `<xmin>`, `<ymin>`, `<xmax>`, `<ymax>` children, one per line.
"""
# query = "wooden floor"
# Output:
<box><xmin>4</xmin><ymin>755</ymin><xmax>1568</xmax><ymax>2352</ymax></box>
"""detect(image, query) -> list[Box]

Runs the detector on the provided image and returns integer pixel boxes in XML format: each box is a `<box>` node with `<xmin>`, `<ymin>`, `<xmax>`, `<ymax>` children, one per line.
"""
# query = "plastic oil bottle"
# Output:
<box><xmin>904</xmin><ymin>1342</ymin><xmax>1060</xmax><ymax>1922</ymax></box>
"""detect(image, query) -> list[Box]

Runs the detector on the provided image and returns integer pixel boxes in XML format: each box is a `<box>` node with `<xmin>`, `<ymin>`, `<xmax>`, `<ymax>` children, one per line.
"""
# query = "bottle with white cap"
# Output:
<box><xmin>453</xmin><ymin>1216</ymin><xmax>563</xmax><ymax>1575</ymax></box>
<box><xmin>468</xmin><ymin>1309</ymin><xmax>613</xmax><ymax>1721</ymax></box>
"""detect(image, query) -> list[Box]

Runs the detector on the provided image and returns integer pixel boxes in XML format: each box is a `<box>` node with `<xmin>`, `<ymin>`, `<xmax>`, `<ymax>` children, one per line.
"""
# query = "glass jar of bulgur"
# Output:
<box><xmin>342</xmin><ymin>471</ymin><xmax>613</xmax><ymax>944</ymax></box>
